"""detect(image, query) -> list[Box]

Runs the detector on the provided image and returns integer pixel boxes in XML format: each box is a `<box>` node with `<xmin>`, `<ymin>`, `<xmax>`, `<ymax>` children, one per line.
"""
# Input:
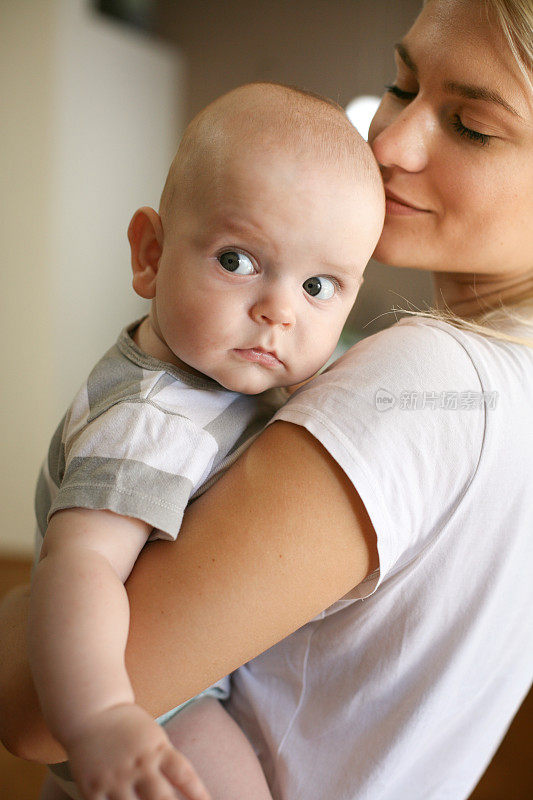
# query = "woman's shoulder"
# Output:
<box><xmin>273</xmin><ymin>316</ymin><xmax>488</xmax><ymax>594</ymax></box>
<box><xmin>337</xmin><ymin>313</ymin><xmax>533</xmax><ymax>399</ymax></box>
<box><xmin>322</xmin><ymin>315</ymin><xmax>482</xmax><ymax>394</ymax></box>
<box><xmin>357</xmin><ymin>312</ymin><xmax>487</xmax><ymax>352</ymax></box>
<box><xmin>282</xmin><ymin>315</ymin><xmax>486</xmax><ymax>432</ymax></box>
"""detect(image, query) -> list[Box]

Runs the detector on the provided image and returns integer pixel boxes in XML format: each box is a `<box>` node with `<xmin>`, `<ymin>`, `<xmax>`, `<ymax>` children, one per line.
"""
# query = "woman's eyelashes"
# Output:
<box><xmin>450</xmin><ymin>116</ymin><xmax>491</xmax><ymax>146</ymax></box>
<box><xmin>218</xmin><ymin>250</ymin><xmax>256</xmax><ymax>275</ymax></box>
<box><xmin>385</xmin><ymin>83</ymin><xmax>417</xmax><ymax>101</ymax></box>
<box><xmin>384</xmin><ymin>83</ymin><xmax>493</xmax><ymax>146</ymax></box>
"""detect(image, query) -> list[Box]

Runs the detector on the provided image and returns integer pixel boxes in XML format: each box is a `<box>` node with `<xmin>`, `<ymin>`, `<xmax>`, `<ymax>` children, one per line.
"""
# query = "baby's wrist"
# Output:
<box><xmin>60</xmin><ymin>697</ymin><xmax>137</xmax><ymax>750</ymax></box>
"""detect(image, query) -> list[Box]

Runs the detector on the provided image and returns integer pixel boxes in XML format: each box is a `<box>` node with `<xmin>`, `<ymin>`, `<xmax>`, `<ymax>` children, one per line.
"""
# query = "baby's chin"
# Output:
<box><xmin>216</xmin><ymin>375</ymin><xmax>285</xmax><ymax>395</ymax></box>
<box><xmin>211</xmin><ymin>366</ymin><xmax>293</xmax><ymax>395</ymax></box>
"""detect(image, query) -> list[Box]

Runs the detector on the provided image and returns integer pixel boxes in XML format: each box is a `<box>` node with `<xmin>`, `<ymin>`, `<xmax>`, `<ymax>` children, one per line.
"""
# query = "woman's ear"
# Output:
<box><xmin>128</xmin><ymin>207</ymin><xmax>164</xmax><ymax>299</ymax></box>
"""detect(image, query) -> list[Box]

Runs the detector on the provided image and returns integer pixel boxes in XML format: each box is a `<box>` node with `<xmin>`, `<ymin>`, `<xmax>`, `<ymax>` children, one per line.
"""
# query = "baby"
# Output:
<box><xmin>29</xmin><ymin>82</ymin><xmax>384</xmax><ymax>800</ymax></box>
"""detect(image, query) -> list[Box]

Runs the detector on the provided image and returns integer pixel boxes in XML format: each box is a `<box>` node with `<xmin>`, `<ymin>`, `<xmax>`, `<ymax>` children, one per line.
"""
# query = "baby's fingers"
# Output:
<box><xmin>160</xmin><ymin>750</ymin><xmax>211</xmax><ymax>800</ymax></box>
<box><xmin>132</xmin><ymin>770</ymin><xmax>180</xmax><ymax>800</ymax></box>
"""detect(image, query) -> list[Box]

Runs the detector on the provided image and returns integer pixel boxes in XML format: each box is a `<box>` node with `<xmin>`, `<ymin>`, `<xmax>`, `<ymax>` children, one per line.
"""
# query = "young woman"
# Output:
<box><xmin>1</xmin><ymin>1</ymin><xmax>532</xmax><ymax>798</ymax></box>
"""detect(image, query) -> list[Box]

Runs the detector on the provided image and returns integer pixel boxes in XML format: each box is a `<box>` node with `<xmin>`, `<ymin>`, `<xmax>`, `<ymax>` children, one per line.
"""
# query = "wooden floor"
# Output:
<box><xmin>0</xmin><ymin>556</ymin><xmax>531</xmax><ymax>799</ymax></box>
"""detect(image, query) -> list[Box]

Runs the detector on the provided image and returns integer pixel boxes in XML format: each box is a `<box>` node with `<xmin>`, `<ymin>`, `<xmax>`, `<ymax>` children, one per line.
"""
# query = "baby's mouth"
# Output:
<box><xmin>233</xmin><ymin>347</ymin><xmax>283</xmax><ymax>367</ymax></box>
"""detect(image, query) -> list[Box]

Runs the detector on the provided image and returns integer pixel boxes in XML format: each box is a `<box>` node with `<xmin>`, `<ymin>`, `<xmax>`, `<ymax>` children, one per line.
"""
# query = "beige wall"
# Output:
<box><xmin>158</xmin><ymin>0</ymin><xmax>420</xmax><ymax>117</ymax></box>
<box><xmin>1</xmin><ymin>1</ymin><xmax>56</xmax><ymax>558</ymax></box>
<box><xmin>1</xmin><ymin>0</ymin><xmax>183</xmax><ymax>556</ymax></box>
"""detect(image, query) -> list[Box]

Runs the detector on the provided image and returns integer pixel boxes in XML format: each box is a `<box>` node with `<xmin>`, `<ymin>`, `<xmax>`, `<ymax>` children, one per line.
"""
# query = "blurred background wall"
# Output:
<box><xmin>1</xmin><ymin>0</ymin><xmax>183</xmax><ymax>555</ymax></box>
<box><xmin>1</xmin><ymin>0</ymin><xmax>430</xmax><ymax>557</ymax></box>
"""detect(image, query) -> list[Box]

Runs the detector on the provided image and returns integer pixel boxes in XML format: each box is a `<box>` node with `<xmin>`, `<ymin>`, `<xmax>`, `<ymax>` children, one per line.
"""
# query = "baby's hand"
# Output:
<box><xmin>67</xmin><ymin>703</ymin><xmax>211</xmax><ymax>800</ymax></box>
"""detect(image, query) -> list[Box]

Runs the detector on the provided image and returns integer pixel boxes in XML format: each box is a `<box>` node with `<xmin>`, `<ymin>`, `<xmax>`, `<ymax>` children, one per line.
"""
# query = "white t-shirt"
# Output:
<box><xmin>224</xmin><ymin>316</ymin><xmax>533</xmax><ymax>800</ymax></box>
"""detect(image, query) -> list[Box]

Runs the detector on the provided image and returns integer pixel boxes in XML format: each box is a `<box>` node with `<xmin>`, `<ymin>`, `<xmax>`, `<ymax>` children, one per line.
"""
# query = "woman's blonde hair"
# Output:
<box><xmin>410</xmin><ymin>0</ymin><xmax>533</xmax><ymax>347</ymax></box>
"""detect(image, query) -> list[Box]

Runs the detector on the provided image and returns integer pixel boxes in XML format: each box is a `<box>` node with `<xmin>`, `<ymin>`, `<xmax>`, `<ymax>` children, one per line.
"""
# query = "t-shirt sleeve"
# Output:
<box><xmin>270</xmin><ymin>319</ymin><xmax>485</xmax><ymax>597</ymax></box>
<box><xmin>48</xmin><ymin>400</ymin><xmax>219</xmax><ymax>540</ymax></box>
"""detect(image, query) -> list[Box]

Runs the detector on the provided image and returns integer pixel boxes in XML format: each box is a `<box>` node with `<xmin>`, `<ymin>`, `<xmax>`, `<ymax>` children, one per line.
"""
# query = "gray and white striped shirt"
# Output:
<box><xmin>34</xmin><ymin>319</ymin><xmax>284</xmax><ymax>561</ymax></box>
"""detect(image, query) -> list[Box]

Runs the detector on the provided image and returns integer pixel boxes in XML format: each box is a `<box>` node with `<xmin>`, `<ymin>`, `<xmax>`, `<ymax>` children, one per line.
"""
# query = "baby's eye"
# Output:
<box><xmin>303</xmin><ymin>276</ymin><xmax>336</xmax><ymax>300</ymax></box>
<box><xmin>218</xmin><ymin>251</ymin><xmax>255</xmax><ymax>275</ymax></box>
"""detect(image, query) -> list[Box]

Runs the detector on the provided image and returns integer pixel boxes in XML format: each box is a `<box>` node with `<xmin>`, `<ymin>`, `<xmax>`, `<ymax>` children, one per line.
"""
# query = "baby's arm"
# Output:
<box><xmin>28</xmin><ymin>507</ymin><xmax>210</xmax><ymax>800</ymax></box>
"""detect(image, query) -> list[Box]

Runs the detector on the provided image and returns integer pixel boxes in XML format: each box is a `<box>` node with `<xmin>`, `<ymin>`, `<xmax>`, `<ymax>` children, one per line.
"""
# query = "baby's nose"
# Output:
<box><xmin>250</xmin><ymin>288</ymin><xmax>296</xmax><ymax>327</ymax></box>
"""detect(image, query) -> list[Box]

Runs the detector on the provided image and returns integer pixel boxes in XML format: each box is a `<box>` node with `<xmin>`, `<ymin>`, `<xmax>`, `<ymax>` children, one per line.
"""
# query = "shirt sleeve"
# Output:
<box><xmin>270</xmin><ymin>319</ymin><xmax>485</xmax><ymax>597</ymax></box>
<box><xmin>48</xmin><ymin>400</ymin><xmax>219</xmax><ymax>540</ymax></box>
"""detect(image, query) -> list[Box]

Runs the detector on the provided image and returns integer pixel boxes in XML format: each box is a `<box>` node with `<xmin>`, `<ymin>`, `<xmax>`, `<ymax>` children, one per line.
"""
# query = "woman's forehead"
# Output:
<box><xmin>403</xmin><ymin>0</ymin><xmax>533</xmax><ymax>120</ymax></box>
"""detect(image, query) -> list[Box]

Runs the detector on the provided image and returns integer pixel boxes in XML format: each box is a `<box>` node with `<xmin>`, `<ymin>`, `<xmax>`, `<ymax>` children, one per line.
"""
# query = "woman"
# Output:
<box><xmin>1</xmin><ymin>1</ymin><xmax>532</xmax><ymax>798</ymax></box>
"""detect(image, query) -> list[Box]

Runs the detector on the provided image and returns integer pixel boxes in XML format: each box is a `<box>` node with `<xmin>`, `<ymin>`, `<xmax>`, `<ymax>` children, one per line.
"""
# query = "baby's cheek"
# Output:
<box><xmin>305</xmin><ymin>330</ymin><xmax>338</xmax><ymax>366</ymax></box>
<box><xmin>289</xmin><ymin>356</ymin><xmax>325</xmax><ymax>385</ymax></box>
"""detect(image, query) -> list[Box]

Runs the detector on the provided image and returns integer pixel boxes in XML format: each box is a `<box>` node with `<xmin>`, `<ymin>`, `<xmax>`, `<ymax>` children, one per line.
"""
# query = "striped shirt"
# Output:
<box><xmin>34</xmin><ymin>319</ymin><xmax>285</xmax><ymax>561</ymax></box>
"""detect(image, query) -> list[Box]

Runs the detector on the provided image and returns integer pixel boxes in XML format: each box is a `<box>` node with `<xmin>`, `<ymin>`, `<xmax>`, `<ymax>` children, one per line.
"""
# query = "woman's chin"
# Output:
<box><xmin>371</xmin><ymin>233</ymin><xmax>438</xmax><ymax>271</ymax></box>
<box><xmin>372</xmin><ymin>212</ymin><xmax>443</xmax><ymax>269</ymax></box>
<box><xmin>371</xmin><ymin>239</ymin><xmax>413</xmax><ymax>269</ymax></box>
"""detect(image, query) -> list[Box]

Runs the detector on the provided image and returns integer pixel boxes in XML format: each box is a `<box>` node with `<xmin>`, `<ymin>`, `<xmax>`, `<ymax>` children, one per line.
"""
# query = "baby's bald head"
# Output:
<box><xmin>159</xmin><ymin>82</ymin><xmax>383</xmax><ymax>231</ymax></box>
<box><xmin>130</xmin><ymin>82</ymin><xmax>386</xmax><ymax>394</ymax></box>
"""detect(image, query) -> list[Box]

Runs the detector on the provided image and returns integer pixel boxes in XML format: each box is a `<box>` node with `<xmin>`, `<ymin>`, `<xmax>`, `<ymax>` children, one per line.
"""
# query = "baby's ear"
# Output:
<box><xmin>128</xmin><ymin>207</ymin><xmax>163</xmax><ymax>299</ymax></box>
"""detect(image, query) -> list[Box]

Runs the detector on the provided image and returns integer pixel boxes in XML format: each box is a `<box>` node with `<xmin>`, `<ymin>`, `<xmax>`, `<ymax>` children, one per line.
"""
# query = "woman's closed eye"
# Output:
<box><xmin>385</xmin><ymin>83</ymin><xmax>417</xmax><ymax>102</ymax></box>
<box><xmin>450</xmin><ymin>116</ymin><xmax>491</xmax><ymax>146</ymax></box>
<box><xmin>384</xmin><ymin>83</ymin><xmax>493</xmax><ymax>146</ymax></box>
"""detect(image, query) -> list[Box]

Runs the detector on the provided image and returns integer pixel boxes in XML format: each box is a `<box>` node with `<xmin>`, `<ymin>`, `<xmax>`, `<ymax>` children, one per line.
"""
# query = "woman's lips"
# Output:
<box><xmin>384</xmin><ymin>189</ymin><xmax>431</xmax><ymax>216</ymax></box>
<box><xmin>233</xmin><ymin>348</ymin><xmax>283</xmax><ymax>367</ymax></box>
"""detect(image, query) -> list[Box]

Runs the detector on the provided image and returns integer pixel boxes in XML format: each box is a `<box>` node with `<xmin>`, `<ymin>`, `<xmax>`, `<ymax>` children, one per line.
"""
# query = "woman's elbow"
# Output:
<box><xmin>0</xmin><ymin>658</ymin><xmax>66</xmax><ymax>763</ymax></box>
<box><xmin>1</xmin><ymin>726</ymin><xmax>35</xmax><ymax>762</ymax></box>
<box><xmin>0</xmin><ymin>584</ymin><xmax>66</xmax><ymax>763</ymax></box>
<box><xmin>0</xmin><ymin>714</ymin><xmax>66</xmax><ymax>764</ymax></box>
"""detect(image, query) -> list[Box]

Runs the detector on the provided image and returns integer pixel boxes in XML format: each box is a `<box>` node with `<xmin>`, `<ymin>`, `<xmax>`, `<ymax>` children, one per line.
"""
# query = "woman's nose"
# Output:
<box><xmin>369</xmin><ymin>100</ymin><xmax>431</xmax><ymax>174</ymax></box>
<box><xmin>250</xmin><ymin>288</ymin><xmax>296</xmax><ymax>327</ymax></box>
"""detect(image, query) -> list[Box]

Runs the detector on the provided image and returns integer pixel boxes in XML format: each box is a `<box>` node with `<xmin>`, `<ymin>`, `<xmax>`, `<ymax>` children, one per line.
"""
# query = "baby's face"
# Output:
<box><xmin>153</xmin><ymin>150</ymin><xmax>383</xmax><ymax>394</ymax></box>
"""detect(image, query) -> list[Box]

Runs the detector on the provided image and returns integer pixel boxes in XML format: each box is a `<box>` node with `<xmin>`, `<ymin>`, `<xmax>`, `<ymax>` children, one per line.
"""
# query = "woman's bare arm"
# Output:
<box><xmin>0</xmin><ymin>583</ymin><xmax>68</xmax><ymax>763</ymax></box>
<box><xmin>0</xmin><ymin>421</ymin><xmax>378</xmax><ymax>762</ymax></box>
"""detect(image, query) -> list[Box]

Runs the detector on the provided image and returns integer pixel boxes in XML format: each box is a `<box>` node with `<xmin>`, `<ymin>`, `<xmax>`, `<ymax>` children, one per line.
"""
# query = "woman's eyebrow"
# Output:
<box><xmin>394</xmin><ymin>43</ymin><xmax>418</xmax><ymax>75</ymax></box>
<box><xmin>394</xmin><ymin>42</ymin><xmax>523</xmax><ymax>119</ymax></box>
<box><xmin>443</xmin><ymin>81</ymin><xmax>523</xmax><ymax>118</ymax></box>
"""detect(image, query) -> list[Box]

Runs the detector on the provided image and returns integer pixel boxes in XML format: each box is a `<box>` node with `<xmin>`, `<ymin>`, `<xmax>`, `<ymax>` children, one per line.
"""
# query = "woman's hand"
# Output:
<box><xmin>0</xmin><ymin>422</ymin><xmax>378</xmax><ymax>760</ymax></box>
